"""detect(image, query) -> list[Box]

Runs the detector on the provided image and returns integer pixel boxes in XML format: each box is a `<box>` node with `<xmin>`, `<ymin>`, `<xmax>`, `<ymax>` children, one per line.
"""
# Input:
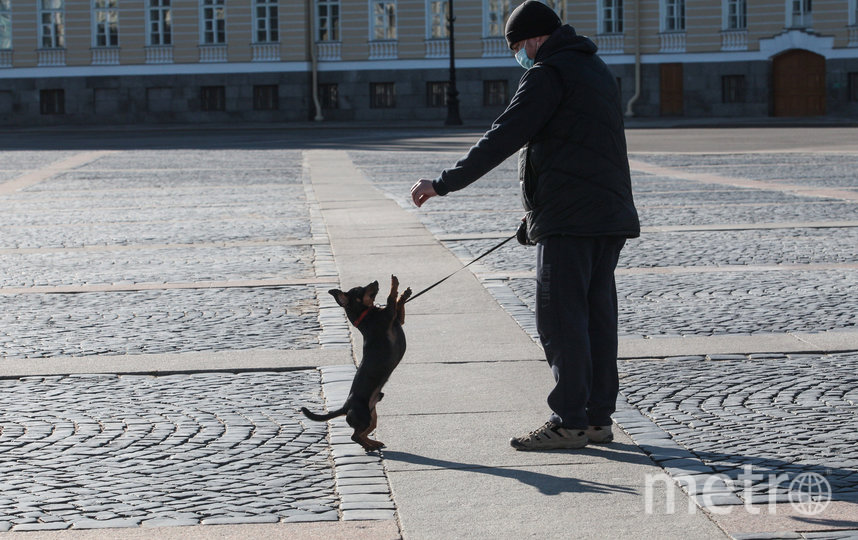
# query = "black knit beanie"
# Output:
<box><xmin>505</xmin><ymin>1</ymin><xmax>562</xmax><ymax>49</ymax></box>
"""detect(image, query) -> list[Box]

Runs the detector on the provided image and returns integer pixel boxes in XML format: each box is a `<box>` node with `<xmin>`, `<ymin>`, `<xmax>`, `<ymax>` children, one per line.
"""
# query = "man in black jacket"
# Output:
<box><xmin>411</xmin><ymin>0</ymin><xmax>640</xmax><ymax>450</ymax></box>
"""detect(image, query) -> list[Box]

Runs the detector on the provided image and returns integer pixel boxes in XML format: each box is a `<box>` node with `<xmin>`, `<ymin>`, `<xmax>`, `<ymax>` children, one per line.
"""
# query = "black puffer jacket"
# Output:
<box><xmin>432</xmin><ymin>25</ymin><xmax>640</xmax><ymax>242</ymax></box>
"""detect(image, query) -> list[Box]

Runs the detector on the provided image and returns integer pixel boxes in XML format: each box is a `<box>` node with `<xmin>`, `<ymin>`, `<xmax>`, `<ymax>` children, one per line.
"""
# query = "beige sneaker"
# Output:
<box><xmin>510</xmin><ymin>422</ymin><xmax>588</xmax><ymax>451</ymax></box>
<box><xmin>585</xmin><ymin>425</ymin><xmax>614</xmax><ymax>444</ymax></box>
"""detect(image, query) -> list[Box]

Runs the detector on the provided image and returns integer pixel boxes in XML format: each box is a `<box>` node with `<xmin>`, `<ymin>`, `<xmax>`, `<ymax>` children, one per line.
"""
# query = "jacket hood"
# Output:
<box><xmin>536</xmin><ymin>24</ymin><xmax>598</xmax><ymax>61</ymax></box>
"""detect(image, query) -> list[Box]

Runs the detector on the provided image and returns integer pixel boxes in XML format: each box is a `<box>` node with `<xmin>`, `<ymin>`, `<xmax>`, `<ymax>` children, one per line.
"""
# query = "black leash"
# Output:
<box><xmin>405</xmin><ymin>234</ymin><xmax>516</xmax><ymax>303</ymax></box>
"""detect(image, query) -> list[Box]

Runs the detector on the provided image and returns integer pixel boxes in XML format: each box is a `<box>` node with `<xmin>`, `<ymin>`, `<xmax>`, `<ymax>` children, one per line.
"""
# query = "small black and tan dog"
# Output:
<box><xmin>301</xmin><ymin>275</ymin><xmax>411</xmax><ymax>451</ymax></box>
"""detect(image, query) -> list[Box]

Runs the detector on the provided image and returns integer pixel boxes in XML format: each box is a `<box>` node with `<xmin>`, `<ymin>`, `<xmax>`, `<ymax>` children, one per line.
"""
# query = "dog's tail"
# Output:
<box><xmin>301</xmin><ymin>406</ymin><xmax>347</xmax><ymax>422</ymax></box>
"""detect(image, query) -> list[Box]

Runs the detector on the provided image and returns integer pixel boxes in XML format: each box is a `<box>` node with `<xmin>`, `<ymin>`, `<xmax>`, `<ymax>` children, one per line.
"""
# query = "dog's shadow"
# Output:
<box><xmin>382</xmin><ymin>445</ymin><xmax>642</xmax><ymax>496</ymax></box>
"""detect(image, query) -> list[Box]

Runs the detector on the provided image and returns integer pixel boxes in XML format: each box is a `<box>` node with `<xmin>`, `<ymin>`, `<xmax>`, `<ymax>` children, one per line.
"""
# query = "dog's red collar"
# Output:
<box><xmin>353</xmin><ymin>307</ymin><xmax>371</xmax><ymax>326</ymax></box>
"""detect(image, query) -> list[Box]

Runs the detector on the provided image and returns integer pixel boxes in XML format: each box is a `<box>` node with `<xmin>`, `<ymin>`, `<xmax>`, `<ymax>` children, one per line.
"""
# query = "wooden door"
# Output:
<box><xmin>773</xmin><ymin>49</ymin><xmax>826</xmax><ymax>117</ymax></box>
<box><xmin>660</xmin><ymin>63</ymin><xmax>684</xmax><ymax>116</ymax></box>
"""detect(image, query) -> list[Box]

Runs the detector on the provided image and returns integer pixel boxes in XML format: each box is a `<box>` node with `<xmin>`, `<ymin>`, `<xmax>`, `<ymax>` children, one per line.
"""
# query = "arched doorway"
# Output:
<box><xmin>772</xmin><ymin>49</ymin><xmax>825</xmax><ymax>116</ymax></box>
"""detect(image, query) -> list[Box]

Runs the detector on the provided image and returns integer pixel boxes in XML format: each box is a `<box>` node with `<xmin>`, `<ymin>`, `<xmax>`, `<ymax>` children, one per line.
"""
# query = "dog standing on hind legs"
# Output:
<box><xmin>301</xmin><ymin>275</ymin><xmax>411</xmax><ymax>451</ymax></box>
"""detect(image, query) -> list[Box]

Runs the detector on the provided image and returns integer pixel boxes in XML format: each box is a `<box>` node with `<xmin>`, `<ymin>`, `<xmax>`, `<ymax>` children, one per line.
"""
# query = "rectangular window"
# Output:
<box><xmin>318</xmin><ymin>83</ymin><xmax>338</xmax><ymax>109</ymax></box>
<box><xmin>202</xmin><ymin>0</ymin><xmax>226</xmax><ymax>44</ymax></box>
<box><xmin>201</xmin><ymin>85</ymin><xmax>225</xmax><ymax>111</ymax></box>
<box><xmin>483</xmin><ymin>80</ymin><xmax>508</xmax><ymax>106</ymax></box>
<box><xmin>40</xmin><ymin>0</ymin><xmax>65</xmax><ymax>49</ymax></box>
<box><xmin>428</xmin><ymin>0</ymin><xmax>448</xmax><ymax>39</ymax></box>
<box><xmin>93</xmin><ymin>0</ymin><xmax>119</xmax><ymax>48</ymax></box>
<box><xmin>317</xmin><ymin>0</ymin><xmax>340</xmax><ymax>41</ymax></box>
<box><xmin>663</xmin><ymin>0</ymin><xmax>685</xmax><ymax>31</ymax></box>
<box><xmin>370</xmin><ymin>82</ymin><xmax>395</xmax><ymax>109</ymax></box>
<box><xmin>253</xmin><ymin>85</ymin><xmax>278</xmax><ymax>110</ymax></box>
<box><xmin>40</xmin><ymin>88</ymin><xmax>65</xmax><ymax>114</ymax></box>
<box><xmin>148</xmin><ymin>0</ymin><xmax>171</xmax><ymax>46</ymax></box>
<box><xmin>849</xmin><ymin>73</ymin><xmax>858</xmax><ymax>102</ymax></box>
<box><xmin>371</xmin><ymin>1</ymin><xmax>396</xmax><ymax>41</ymax></box>
<box><xmin>427</xmin><ymin>81</ymin><xmax>448</xmax><ymax>107</ymax></box>
<box><xmin>485</xmin><ymin>0</ymin><xmax>512</xmax><ymax>37</ymax></box>
<box><xmin>254</xmin><ymin>0</ymin><xmax>278</xmax><ymax>43</ymax></box>
<box><xmin>0</xmin><ymin>0</ymin><xmax>12</xmax><ymax>50</ymax></box>
<box><xmin>790</xmin><ymin>0</ymin><xmax>812</xmax><ymax>28</ymax></box>
<box><xmin>725</xmin><ymin>0</ymin><xmax>746</xmax><ymax>29</ymax></box>
<box><xmin>600</xmin><ymin>0</ymin><xmax>624</xmax><ymax>34</ymax></box>
<box><xmin>721</xmin><ymin>75</ymin><xmax>746</xmax><ymax>103</ymax></box>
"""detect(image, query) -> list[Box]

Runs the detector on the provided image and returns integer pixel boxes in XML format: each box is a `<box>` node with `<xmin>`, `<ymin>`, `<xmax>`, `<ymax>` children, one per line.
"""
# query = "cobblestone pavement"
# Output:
<box><xmin>352</xmin><ymin>143</ymin><xmax>858</xmax><ymax>534</ymax></box>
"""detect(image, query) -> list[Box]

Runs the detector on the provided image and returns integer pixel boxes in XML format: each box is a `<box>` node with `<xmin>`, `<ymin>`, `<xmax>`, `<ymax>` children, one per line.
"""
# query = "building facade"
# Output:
<box><xmin>0</xmin><ymin>0</ymin><xmax>857</xmax><ymax>125</ymax></box>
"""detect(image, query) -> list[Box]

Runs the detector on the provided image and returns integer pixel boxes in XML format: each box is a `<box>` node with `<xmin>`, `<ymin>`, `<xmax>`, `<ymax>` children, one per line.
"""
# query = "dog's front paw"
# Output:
<box><xmin>391</xmin><ymin>275</ymin><xmax>399</xmax><ymax>289</ymax></box>
<box><xmin>400</xmin><ymin>287</ymin><xmax>412</xmax><ymax>301</ymax></box>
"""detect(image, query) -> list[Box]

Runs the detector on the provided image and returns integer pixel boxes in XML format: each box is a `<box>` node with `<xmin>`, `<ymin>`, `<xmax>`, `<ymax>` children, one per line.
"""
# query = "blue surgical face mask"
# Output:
<box><xmin>515</xmin><ymin>47</ymin><xmax>534</xmax><ymax>69</ymax></box>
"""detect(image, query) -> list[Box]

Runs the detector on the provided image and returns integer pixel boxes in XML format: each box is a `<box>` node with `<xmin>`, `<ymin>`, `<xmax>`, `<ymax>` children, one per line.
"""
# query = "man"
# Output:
<box><xmin>410</xmin><ymin>0</ymin><xmax>640</xmax><ymax>451</ymax></box>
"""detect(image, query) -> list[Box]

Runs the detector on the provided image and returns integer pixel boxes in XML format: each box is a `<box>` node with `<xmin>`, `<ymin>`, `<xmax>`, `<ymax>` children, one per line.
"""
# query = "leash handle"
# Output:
<box><xmin>405</xmin><ymin>234</ymin><xmax>516</xmax><ymax>303</ymax></box>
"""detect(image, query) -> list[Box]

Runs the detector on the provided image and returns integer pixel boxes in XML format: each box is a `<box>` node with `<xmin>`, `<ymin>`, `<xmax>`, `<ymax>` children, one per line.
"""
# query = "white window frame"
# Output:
<box><xmin>787</xmin><ymin>0</ymin><xmax>812</xmax><ymax>28</ymax></box>
<box><xmin>147</xmin><ymin>0</ymin><xmax>171</xmax><ymax>46</ymax></box>
<box><xmin>598</xmin><ymin>0</ymin><xmax>624</xmax><ymax>34</ymax></box>
<box><xmin>201</xmin><ymin>0</ymin><xmax>226</xmax><ymax>44</ymax></box>
<box><xmin>426</xmin><ymin>0</ymin><xmax>448</xmax><ymax>39</ymax></box>
<box><xmin>92</xmin><ymin>0</ymin><xmax>119</xmax><ymax>48</ymax></box>
<box><xmin>369</xmin><ymin>0</ymin><xmax>396</xmax><ymax>41</ymax></box>
<box><xmin>660</xmin><ymin>0</ymin><xmax>685</xmax><ymax>32</ymax></box>
<box><xmin>0</xmin><ymin>0</ymin><xmax>12</xmax><ymax>50</ymax></box>
<box><xmin>483</xmin><ymin>0</ymin><xmax>512</xmax><ymax>37</ymax></box>
<box><xmin>317</xmin><ymin>0</ymin><xmax>340</xmax><ymax>42</ymax></box>
<box><xmin>850</xmin><ymin>0</ymin><xmax>858</xmax><ymax>26</ymax></box>
<box><xmin>39</xmin><ymin>0</ymin><xmax>65</xmax><ymax>49</ymax></box>
<box><xmin>723</xmin><ymin>0</ymin><xmax>746</xmax><ymax>30</ymax></box>
<box><xmin>254</xmin><ymin>0</ymin><xmax>278</xmax><ymax>44</ymax></box>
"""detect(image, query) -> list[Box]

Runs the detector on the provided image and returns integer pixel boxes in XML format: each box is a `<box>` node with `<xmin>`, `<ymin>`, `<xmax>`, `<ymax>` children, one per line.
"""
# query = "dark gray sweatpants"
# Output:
<box><xmin>535</xmin><ymin>235</ymin><xmax>626</xmax><ymax>430</ymax></box>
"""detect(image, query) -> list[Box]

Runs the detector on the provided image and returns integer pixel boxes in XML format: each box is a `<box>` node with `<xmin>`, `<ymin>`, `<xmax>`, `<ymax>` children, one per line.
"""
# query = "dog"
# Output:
<box><xmin>301</xmin><ymin>275</ymin><xmax>411</xmax><ymax>451</ymax></box>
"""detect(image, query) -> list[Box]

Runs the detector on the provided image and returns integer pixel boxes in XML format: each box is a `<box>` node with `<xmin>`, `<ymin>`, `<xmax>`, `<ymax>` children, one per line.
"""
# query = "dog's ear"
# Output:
<box><xmin>329</xmin><ymin>289</ymin><xmax>348</xmax><ymax>308</ymax></box>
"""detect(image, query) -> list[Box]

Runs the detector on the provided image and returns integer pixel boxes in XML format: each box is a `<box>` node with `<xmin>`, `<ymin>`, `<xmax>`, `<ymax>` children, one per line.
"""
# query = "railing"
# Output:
<box><xmin>481</xmin><ymin>36</ymin><xmax>507</xmax><ymax>57</ymax></box>
<box><xmin>720</xmin><ymin>29</ymin><xmax>748</xmax><ymax>51</ymax></box>
<box><xmin>252</xmin><ymin>42</ymin><xmax>279</xmax><ymax>61</ymax></box>
<box><xmin>596</xmin><ymin>33</ymin><xmax>624</xmax><ymax>54</ymax></box>
<box><xmin>790</xmin><ymin>13</ymin><xmax>813</xmax><ymax>29</ymax></box>
<box><xmin>369</xmin><ymin>40</ymin><xmax>397</xmax><ymax>60</ymax></box>
<box><xmin>91</xmin><ymin>47</ymin><xmax>120</xmax><ymax>65</ymax></box>
<box><xmin>849</xmin><ymin>26</ymin><xmax>858</xmax><ymax>47</ymax></box>
<box><xmin>316</xmin><ymin>41</ymin><xmax>341</xmax><ymax>61</ymax></box>
<box><xmin>659</xmin><ymin>31</ymin><xmax>686</xmax><ymax>52</ymax></box>
<box><xmin>0</xmin><ymin>49</ymin><xmax>12</xmax><ymax>68</ymax></box>
<box><xmin>424</xmin><ymin>39</ymin><xmax>449</xmax><ymax>58</ymax></box>
<box><xmin>37</xmin><ymin>48</ymin><xmax>66</xmax><ymax>66</ymax></box>
<box><xmin>145</xmin><ymin>45</ymin><xmax>173</xmax><ymax>64</ymax></box>
<box><xmin>199</xmin><ymin>44</ymin><xmax>227</xmax><ymax>63</ymax></box>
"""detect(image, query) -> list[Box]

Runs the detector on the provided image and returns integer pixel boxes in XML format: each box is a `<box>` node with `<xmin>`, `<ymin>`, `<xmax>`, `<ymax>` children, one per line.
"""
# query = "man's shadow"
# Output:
<box><xmin>382</xmin><ymin>443</ymin><xmax>644</xmax><ymax>496</ymax></box>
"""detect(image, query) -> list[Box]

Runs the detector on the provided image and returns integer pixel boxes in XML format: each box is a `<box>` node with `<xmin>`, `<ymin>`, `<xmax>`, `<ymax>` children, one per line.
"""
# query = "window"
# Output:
<box><xmin>485</xmin><ymin>0</ymin><xmax>512</xmax><ymax>37</ymax></box>
<box><xmin>253</xmin><ymin>85</ymin><xmax>278</xmax><ymax>110</ymax></box>
<box><xmin>599</xmin><ymin>0</ymin><xmax>623</xmax><ymax>34</ymax></box>
<box><xmin>201</xmin><ymin>86</ymin><xmax>225</xmax><ymax>111</ymax></box>
<box><xmin>722</xmin><ymin>75</ymin><xmax>746</xmax><ymax>103</ymax></box>
<box><xmin>483</xmin><ymin>80</ymin><xmax>508</xmax><ymax>106</ymax></box>
<box><xmin>318</xmin><ymin>83</ymin><xmax>338</xmax><ymax>109</ymax></box>
<box><xmin>201</xmin><ymin>0</ymin><xmax>226</xmax><ymax>44</ymax></box>
<box><xmin>0</xmin><ymin>0</ymin><xmax>12</xmax><ymax>50</ymax></box>
<box><xmin>662</xmin><ymin>0</ymin><xmax>685</xmax><ymax>32</ymax></box>
<box><xmin>148</xmin><ymin>0</ymin><xmax>171</xmax><ymax>46</ymax></box>
<box><xmin>849</xmin><ymin>73</ymin><xmax>858</xmax><ymax>102</ymax></box>
<box><xmin>427</xmin><ymin>0</ymin><xmax>448</xmax><ymax>39</ymax></box>
<box><xmin>40</xmin><ymin>89</ymin><xmax>65</xmax><ymax>115</ymax></box>
<box><xmin>427</xmin><ymin>81</ymin><xmax>448</xmax><ymax>107</ymax></box>
<box><xmin>852</xmin><ymin>0</ymin><xmax>858</xmax><ymax>26</ymax></box>
<box><xmin>724</xmin><ymin>0</ymin><xmax>746</xmax><ymax>29</ymax></box>
<box><xmin>370</xmin><ymin>82</ymin><xmax>395</xmax><ymax>108</ymax></box>
<box><xmin>790</xmin><ymin>0</ymin><xmax>812</xmax><ymax>28</ymax></box>
<box><xmin>40</xmin><ymin>0</ymin><xmax>65</xmax><ymax>49</ymax></box>
<box><xmin>371</xmin><ymin>1</ymin><xmax>396</xmax><ymax>40</ymax></box>
<box><xmin>93</xmin><ymin>0</ymin><xmax>119</xmax><ymax>48</ymax></box>
<box><xmin>317</xmin><ymin>0</ymin><xmax>340</xmax><ymax>41</ymax></box>
<box><xmin>254</xmin><ymin>0</ymin><xmax>278</xmax><ymax>43</ymax></box>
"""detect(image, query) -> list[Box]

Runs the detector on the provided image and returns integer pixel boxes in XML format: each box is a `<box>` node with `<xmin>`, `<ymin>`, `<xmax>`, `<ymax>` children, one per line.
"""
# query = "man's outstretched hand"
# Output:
<box><xmin>411</xmin><ymin>179</ymin><xmax>437</xmax><ymax>208</ymax></box>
